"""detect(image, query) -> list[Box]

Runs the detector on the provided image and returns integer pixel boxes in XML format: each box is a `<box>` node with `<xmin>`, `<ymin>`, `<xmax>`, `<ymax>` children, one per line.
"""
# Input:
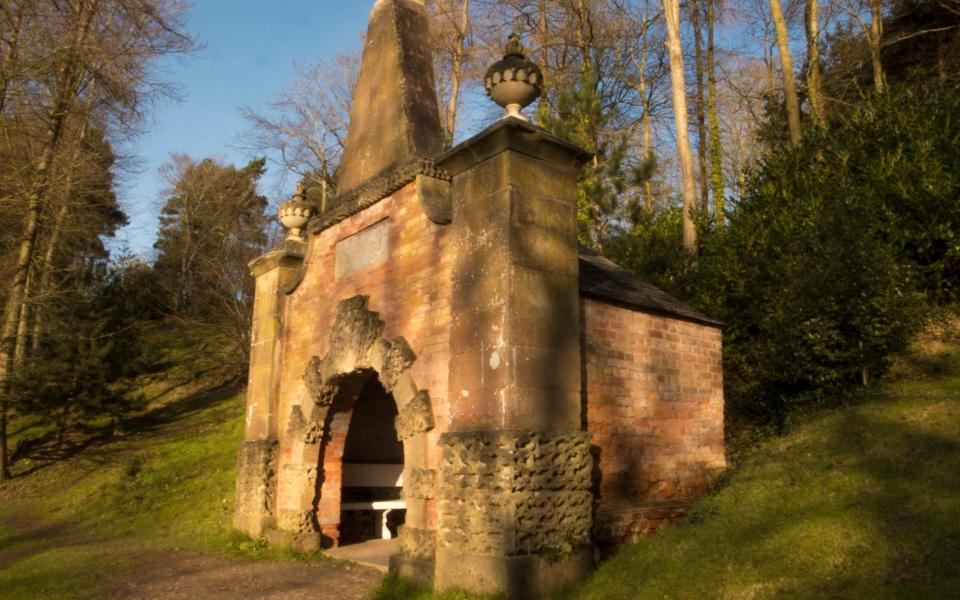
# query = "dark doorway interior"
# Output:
<box><xmin>339</xmin><ymin>376</ymin><xmax>405</xmax><ymax>545</ymax></box>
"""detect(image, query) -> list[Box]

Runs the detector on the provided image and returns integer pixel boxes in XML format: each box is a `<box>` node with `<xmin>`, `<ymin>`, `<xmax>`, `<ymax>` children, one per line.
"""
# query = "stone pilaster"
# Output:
<box><xmin>432</xmin><ymin>118</ymin><xmax>593</xmax><ymax>597</ymax></box>
<box><xmin>234</xmin><ymin>240</ymin><xmax>305</xmax><ymax>537</ymax></box>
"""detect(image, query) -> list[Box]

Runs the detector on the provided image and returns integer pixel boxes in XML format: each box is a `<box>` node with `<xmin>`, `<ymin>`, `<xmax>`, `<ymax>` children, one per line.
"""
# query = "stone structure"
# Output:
<box><xmin>234</xmin><ymin>1</ymin><xmax>725</xmax><ymax>596</ymax></box>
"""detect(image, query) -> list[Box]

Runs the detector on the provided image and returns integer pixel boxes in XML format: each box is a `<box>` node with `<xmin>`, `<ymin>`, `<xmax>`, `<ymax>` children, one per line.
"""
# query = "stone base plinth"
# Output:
<box><xmin>389</xmin><ymin>554</ymin><xmax>435</xmax><ymax>586</ymax></box>
<box><xmin>264</xmin><ymin>529</ymin><xmax>324</xmax><ymax>553</ymax></box>
<box><xmin>435</xmin><ymin>549</ymin><xmax>593</xmax><ymax>598</ymax></box>
<box><xmin>233</xmin><ymin>513</ymin><xmax>274</xmax><ymax>538</ymax></box>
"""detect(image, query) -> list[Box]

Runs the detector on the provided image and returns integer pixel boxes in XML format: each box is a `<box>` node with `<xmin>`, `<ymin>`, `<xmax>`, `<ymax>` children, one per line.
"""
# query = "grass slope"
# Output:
<box><xmin>0</xmin><ymin>381</ymin><xmax>327</xmax><ymax>600</ymax></box>
<box><xmin>2</xmin><ymin>336</ymin><xmax>958</xmax><ymax>600</ymax></box>
<box><xmin>558</xmin><ymin>342</ymin><xmax>960</xmax><ymax>600</ymax></box>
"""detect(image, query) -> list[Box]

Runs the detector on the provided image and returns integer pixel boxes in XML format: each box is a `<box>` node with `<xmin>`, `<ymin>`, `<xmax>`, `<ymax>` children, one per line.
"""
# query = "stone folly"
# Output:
<box><xmin>234</xmin><ymin>0</ymin><xmax>725</xmax><ymax>596</ymax></box>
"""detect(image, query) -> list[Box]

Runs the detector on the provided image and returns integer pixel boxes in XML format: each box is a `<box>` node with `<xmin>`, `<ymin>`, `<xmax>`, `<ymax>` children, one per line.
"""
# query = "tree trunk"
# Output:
<box><xmin>0</xmin><ymin>0</ymin><xmax>94</xmax><ymax>481</ymax></box>
<box><xmin>444</xmin><ymin>0</ymin><xmax>469</xmax><ymax>143</ymax></box>
<box><xmin>0</xmin><ymin>3</ymin><xmax>25</xmax><ymax>115</ymax></box>
<box><xmin>0</xmin><ymin>151</ymin><xmax>46</xmax><ymax>481</ymax></box>
<box><xmin>769</xmin><ymin>0</ymin><xmax>802</xmax><ymax>144</ymax></box>
<box><xmin>32</xmin><ymin>203</ymin><xmax>70</xmax><ymax>352</ymax></box>
<box><xmin>575</xmin><ymin>0</ymin><xmax>595</xmax><ymax>74</ymax></box>
<box><xmin>539</xmin><ymin>0</ymin><xmax>551</xmax><ymax>104</ymax></box>
<box><xmin>664</xmin><ymin>0</ymin><xmax>698</xmax><ymax>252</ymax></box>
<box><xmin>805</xmin><ymin>0</ymin><xmax>826</xmax><ymax>127</ymax></box>
<box><xmin>691</xmin><ymin>1</ymin><xmax>710</xmax><ymax>213</ymax></box>
<box><xmin>706</xmin><ymin>0</ymin><xmax>724</xmax><ymax>225</ymax></box>
<box><xmin>13</xmin><ymin>271</ymin><xmax>31</xmax><ymax>364</ymax></box>
<box><xmin>640</xmin><ymin>2</ymin><xmax>654</xmax><ymax>212</ymax></box>
<box><xmin>868</xmin><ymin>0</ymin><xmax>885</xmax><ymax>93</ymax></box>
<box><xmin>33</xmin><ymin>81</ymin><xmax>97</xmax><ymax>353</ymax></box>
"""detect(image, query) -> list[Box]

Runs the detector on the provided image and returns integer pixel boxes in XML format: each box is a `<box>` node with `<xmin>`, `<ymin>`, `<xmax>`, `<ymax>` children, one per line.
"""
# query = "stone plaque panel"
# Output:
<box><xmin>335</xmin><ymin>219</ymin><xmax>389</xmax><ymax>278</ymax></box>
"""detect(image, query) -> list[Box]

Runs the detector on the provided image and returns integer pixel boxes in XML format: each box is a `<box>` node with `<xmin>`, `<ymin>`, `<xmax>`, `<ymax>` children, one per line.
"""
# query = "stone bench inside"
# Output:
<box><xmin>340</xmin><ymin>463</ymin><xmax>405</xmax><ymax>541</ymax></box>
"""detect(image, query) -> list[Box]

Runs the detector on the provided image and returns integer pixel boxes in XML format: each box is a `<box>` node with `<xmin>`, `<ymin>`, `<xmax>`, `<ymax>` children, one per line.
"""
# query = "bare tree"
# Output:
<box><xmin>664</xmin><ymin>0</ymin><xmax>698</xmax><ymax>251</ymax></box>
<box><xmin>805</xmin><ymin>0</ymin><xmax>827</xmax><ymax>126</ymax></box>
<box><xmin>0</xmin><ymin>0</ymin><xmax>195</xmax><ymax>481</ymax></box>
<box><xmin>239</xmin><ymin>53</ymin><xmax>358</xmax><ymax>211</ymax></box>
<box><xmin>429</xmin><ymin>0</ymin><xmax>473</xmax><ymax>143</ymax></box>
<box><xmin>706</xmin><ymin>0</ymin><xmax>726</xmax><ymax>222</ymax></box>
<box><xmin>769</xmin><ymin>0</ymin><xmax>803</xmax><ymax>143</ymax></box>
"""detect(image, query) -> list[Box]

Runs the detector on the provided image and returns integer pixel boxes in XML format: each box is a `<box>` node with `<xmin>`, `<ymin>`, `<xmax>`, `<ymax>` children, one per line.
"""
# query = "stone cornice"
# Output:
<box><xmin>307</xmin><ymin>157</ymin><xmax>450</xmax><ymax>235</ymax></box>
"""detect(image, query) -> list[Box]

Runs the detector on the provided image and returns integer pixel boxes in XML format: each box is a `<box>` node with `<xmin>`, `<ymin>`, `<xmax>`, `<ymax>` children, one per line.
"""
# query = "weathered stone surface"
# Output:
<box><xmin>437</xmin><ymin>431</ymin><xmax>593</xmax><ymax>557</ymax></box>
<box><xmin>415</xmin><ymin>174</ymin><xmax>452</xmax><ymax>224</ymax></box>
<box><xmin>404</xmin><ymin>468</ymin><xmax>437</xmax><ymax>499</ymax></box>
<box><xmin>299</xmin><ymin>296</ymin><xmax>431</xmax><ymax>450</ymax></box>
<box><xmin>400</xmin><ymin>525</ymin><xmax>437</xmax><ymax>559</ymax></box>
<box><xmin>396</xmin><ymin>391</ymin><xmax>435</xmax><ymax>441</ymax></box>
<box><xmin>444</xmin><ymin>121</ymin><xmax>589</xmax><ymax>434</ymax></box>
<box><xmin>320</xmin><ymin>296</ymin><xmax>386</xmax><ymax>378</ymax></box>
<box><xmin>310</xmin><ymin>160</ymin><xmax>450</xmax><ymax>234</ymax></box>
<box><xmin>276</xmin><ymin>509</ymin><xmax>317</xmax><ymax>534</ymax></box>
<box><xmin>379</xmin><ymin>337</ymin><xmax>416</xmax><ymax>392</ymax></box>
<box><xmin>285</xmin><ymin>404</ymin><xmax>327</xmax><ymax>444</ymax></box>
<box><xmin>234</xmin><ymin>439</ymin><xmax>279</xmax><ymax>536</ymax></box>
<box><xmin>335</xmin><ymin>219</ymin><xmax>389</xmax><ymax>278</ymax></box>
<box><xmin>334</xmin><ymin>0</ymin><xmax>442</xmax><ymax>199</ymax></box>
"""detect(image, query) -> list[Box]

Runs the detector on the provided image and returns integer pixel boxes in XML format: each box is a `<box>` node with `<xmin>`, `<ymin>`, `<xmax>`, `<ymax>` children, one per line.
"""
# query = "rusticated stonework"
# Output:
<box><xmin>286</xmin><ymin>404</ymin><xmax>326</xmax><ymax>444</ymax></box>
<box><xmin>379</xmin><ymin>337</ymin><xmax>416</xmax><ymax>392</ymax></box>
<box><xmin>437</xmin><ymin>431</ymin><xmax>593</xmax><ymax>557</ymax></box>
<box><xmin>301</xmin><ymin>295</ymin><xmax>435</xmax><ymax>446</ymax></box>
<box><xmin>276</xmin><ymin>508</ymin><xmax>316</xmax><ymax>534</ymax></box>
<box><xmin>405</xmin><ymin>468</ymin><xmax>437</xmax><ymax>499</ymax></box>
<box><xmin>396</xmin><ymin>391</ymin><xmax>435</xmax><ymax>441</ymax></box>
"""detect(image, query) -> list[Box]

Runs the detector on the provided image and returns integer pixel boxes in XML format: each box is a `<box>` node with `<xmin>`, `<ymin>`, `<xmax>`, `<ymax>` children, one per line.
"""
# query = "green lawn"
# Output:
<box><xmin>2</xmin><ymin>339</ymin><xmax>959</xmax><ymax>600</ymax></box>
<box><xmin>0</xmin><ymin>381</ymin><xmax>327</xmax><ymax>599</ymax></box>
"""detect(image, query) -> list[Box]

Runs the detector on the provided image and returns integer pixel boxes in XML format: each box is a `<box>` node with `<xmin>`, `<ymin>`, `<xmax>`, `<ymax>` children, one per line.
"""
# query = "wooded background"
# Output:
<box><xmin>1</xmin><ymin>0</ymin><xmax>958</xmax><ymax>480</ymax></box>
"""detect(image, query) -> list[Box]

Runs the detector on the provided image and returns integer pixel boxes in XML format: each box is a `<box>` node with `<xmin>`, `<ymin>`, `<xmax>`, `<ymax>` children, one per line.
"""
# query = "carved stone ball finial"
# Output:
<box><xmin>278</xmin><ymin>183</ymin><xmax>314</xmax><ymax>241</ymax></box>
<box><xmin>485</xmin><ymin>33</ymin><xmax>543</xmax><ymax>121</ymax></box>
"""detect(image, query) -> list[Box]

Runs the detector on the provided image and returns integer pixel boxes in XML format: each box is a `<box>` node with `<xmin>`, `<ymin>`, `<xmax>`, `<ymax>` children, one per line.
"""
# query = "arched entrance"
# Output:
<box><xmin>337</xmin><ymin>376</ymin><xmax>405</xmax><ymax>545</ymax></box>
<box><xmin>277</xmin><ymin>296</ymin><xmax>436</xmax><ymax>557</ymax></box>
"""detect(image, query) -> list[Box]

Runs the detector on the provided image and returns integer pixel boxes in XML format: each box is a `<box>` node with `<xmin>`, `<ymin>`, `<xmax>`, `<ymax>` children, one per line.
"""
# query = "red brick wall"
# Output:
<box><xmin>274</xmin><ymin>182</ymin><xmax>453</xmax><ymax>543</ymax></box>
<box><xmin>582</xmin><ymin>298</ymin><xmax>726</xmax><ymax>545</ymax></box>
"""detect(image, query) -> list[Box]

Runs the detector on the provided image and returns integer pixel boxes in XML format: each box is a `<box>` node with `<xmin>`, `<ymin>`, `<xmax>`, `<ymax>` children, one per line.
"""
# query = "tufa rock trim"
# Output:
<box><xmin>438</xmin><ymin>430</ymin><xmax>593</xmax><ymax>557</ymax></box>
<box><xmin>405</xmin><ymin>468</ymin><xmax>438</xmax><ymax>499</ymax></box>
<box><xmin>296</xmin><ymin>295</ymin><xmax>435</xmax><ymax>445</ymax></box>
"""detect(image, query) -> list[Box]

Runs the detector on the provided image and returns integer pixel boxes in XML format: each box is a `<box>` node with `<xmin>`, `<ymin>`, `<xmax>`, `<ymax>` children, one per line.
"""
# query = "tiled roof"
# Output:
<box><xmin>578</xmin><ymin>247</ymin><xmax>722</xmax><ymax>327</ymax></box>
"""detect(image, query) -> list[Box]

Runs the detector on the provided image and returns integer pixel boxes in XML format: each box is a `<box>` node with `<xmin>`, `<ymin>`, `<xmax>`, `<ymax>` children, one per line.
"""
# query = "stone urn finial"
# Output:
<box><xmin>278</xmin><ymin>182</ymin><xmax>314</xmax><ymax>241</ymax></box>
<box><xmin>485</xmin><ymin>33</ymin><xmax>543</xmax><ymax>121</ymax></box>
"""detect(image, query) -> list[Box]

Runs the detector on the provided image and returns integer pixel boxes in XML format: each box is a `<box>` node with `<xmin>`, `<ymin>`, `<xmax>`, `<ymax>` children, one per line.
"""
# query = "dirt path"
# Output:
<box><xmin>108</xmin><ymin>550</ymin><xmax>381</xmax><ymax>600</ymax></box>
<box><xmin>0</xmin><ymin>516</ymin><xmax>381</xmax><ymax>600</ymax></box>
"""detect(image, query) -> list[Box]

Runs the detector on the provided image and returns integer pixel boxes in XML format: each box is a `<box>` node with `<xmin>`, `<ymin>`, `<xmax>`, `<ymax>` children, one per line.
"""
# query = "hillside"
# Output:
<box><xmin>2</xmin><ymin>331</ymin><xmax>959</xmax><ymax>599</ymax></box>
<box><xmin>553</xmin><ymin>338</ymin><xmax>960</xmax><ymax>599</ymax></box>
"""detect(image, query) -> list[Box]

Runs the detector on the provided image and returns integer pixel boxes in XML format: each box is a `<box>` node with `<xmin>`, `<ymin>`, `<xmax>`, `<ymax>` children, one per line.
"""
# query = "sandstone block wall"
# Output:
<box><xmin>582</xmin><ymin>298</ymin><xmax>726</xmax><ymax>545</ymax></box>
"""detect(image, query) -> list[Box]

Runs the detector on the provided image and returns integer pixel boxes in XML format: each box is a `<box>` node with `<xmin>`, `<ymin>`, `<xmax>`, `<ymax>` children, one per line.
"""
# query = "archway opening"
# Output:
<box><xmin>339</xmin><ymin>375</ymin><xmax>406</xmax><ymax>546</ymax></box>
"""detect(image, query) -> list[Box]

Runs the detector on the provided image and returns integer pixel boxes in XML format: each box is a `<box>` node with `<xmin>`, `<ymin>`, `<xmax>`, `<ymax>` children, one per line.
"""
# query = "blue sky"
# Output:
<box><xmin>115</xmin><ymin>1</ymin><xmax>372</xmax><ymax>257</ymax></box>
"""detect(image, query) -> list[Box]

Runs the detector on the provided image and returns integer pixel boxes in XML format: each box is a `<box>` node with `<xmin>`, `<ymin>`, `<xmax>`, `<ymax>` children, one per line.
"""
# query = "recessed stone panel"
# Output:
<box><xmin>335</xmin><ymin>219</ymin><xmax>389</xmax><ymax>278</ymax></box>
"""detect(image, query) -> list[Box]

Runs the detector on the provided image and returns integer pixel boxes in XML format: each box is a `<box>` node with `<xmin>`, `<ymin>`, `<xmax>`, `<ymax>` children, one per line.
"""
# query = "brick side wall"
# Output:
<box><xmin>582</xmin><ymin>298</ymin><xmax>726</xmax><ymax>545</ymax></box>
<box><xmin>274</xmin><ymin>182</ymin><xmax>453</xmax><ymax>543</ymax></box>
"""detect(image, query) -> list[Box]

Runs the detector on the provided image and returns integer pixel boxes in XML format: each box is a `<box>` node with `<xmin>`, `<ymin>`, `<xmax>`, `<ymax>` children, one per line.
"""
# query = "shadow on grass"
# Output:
<box><xmin>9</xmin><ymin>380</ymin><xmax>242</xmax><ymax>480</ymax></box>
